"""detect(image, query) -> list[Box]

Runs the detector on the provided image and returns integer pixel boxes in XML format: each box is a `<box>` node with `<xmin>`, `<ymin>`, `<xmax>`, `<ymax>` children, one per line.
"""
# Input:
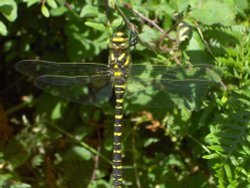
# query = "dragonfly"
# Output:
<box><xmin>16</xmin><ymin>31</ymin><xmax>221</xmax><ymax>188</ymax></box>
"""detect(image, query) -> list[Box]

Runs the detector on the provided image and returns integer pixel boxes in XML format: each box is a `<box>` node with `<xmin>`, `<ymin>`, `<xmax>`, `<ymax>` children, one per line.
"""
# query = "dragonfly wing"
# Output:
<box><xmin>126</xmin><ymin>64</ymin><xmax>222</xmax><ymax>110</ymax></box>
<box><xmin>35</xmin><ymin>75</ymin><xmax>113</xmax><ymax>104</ymax></box>
<box><xmin>16</xmin><ymin>60</ymin><xmax>112</xmax><ymax>104</ymax></box>
<box><xmin>15</xmin><ymin>60</ymin><xmax>109</xmax><ymax>77</ymax></box>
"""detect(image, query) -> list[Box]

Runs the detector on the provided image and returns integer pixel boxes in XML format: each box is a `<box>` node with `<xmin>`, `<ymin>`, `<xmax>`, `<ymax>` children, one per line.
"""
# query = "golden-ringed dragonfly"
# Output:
<box><xmin>16</xmin><ymin>31</ymin><xmax>221</xmax><ymax>187</ymax></box>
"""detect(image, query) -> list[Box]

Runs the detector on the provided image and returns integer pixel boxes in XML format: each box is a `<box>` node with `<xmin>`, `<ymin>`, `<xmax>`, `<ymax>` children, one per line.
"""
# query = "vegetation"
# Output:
<box><xmin>1</xmin><ymin>0</ymin><xmax>250</xmax><ymax>187</ymax></box>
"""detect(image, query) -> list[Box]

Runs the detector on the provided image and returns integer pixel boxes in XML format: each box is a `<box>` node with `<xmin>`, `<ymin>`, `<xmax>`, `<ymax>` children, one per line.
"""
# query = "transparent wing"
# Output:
<box><xmin>16</xmin><ymin>60</ymin><xmax>113</xmax><ymax>104</ymax></box>
<box><xmin>126</xmin><ymin>64</ymin><xmax>222</xmax><ymax>110</ymax></box>
<box><xmin>16</xmin><ymin>60</ymin><xmax>110</xmax><ymax>77</ymax></box>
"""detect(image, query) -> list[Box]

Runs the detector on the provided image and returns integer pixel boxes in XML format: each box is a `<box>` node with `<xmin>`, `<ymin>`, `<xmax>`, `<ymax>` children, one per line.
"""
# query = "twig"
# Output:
<box><xmin>64</xmin><ymin>0</ymin><xmax>73</xmax><ymax>10</ymax></box>
<box><xmin>46</xmin><ymin>120</ymin><xmax>111</xmax><ymax>164</ymax></box>
<box><xmin>124</xmin><ymin>4</ymin><xmax>175</xmax><ymax>42</ymax></box>
<box><xmin>89</xmin><ymin>128</ymin><xmax>102</xmax><ymax>182</ymax></box>
<box><xmin>127</xmin><ymin>5</ymin><xmax>164</xmax><ymax>33</ymax></box>
<box><xmin>105</xmin><ymin>0</ymin><xmax>112</xmax><ymax>27</ymax></box>
<box><xmin>132</xmin><ymin>125</ymin><xmax>141</xmax><ymax>188</ymax></box>
<box><xmin>195</xmin><ymin>23</ymin><xmax>215</xmax><ymax>59</ymax></box>
<box><xmin>115</xmin><ymin>5</ymin><xmax>137</xmax><ymax>34</ymax></box>
<box><xmin>40</xmin><ymin>0</ymin><xmax>46</xmax><ymax>5</ymax></box>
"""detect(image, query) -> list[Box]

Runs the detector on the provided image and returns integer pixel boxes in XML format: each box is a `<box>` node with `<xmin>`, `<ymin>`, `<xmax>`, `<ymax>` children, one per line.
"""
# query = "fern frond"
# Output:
<box><xmin>204</xmin><ymin>111</ymin><xmax>250</xmax><ymax>187</ymax></box>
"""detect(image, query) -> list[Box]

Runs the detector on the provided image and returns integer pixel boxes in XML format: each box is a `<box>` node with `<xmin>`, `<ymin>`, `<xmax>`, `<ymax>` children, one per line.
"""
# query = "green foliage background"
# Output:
<box><xmin>1</xmin><ymin>0</ymin><xmax>250</xmax><ymax>188</ymax></box>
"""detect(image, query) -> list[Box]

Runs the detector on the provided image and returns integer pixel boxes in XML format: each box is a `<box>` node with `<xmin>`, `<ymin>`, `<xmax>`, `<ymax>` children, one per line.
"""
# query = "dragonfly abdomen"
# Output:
<box><xmin>112</xmin><ymin>82</ymin><xmax>126</xmax><ymax>187</ymax></box>
<box><xmin>109</xmin><ymin>30</ymin><xmax>132</xmax><ymax>187</ymax></box>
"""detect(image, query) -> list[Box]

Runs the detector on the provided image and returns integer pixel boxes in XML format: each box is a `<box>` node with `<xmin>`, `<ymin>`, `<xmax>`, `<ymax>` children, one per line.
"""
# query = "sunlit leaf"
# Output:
<box><xmin>47</xmin><ymin>0</ymin><xmax>57</xmax><ymax>9</ymax></box>
<box><xmin>191</xmin><ymin>1</ymin><xmax>235</xmax><ymax>25</ymax></box>
<box><xmin>10</xmin><ymin>183</ymin><xmax>32</xmax><ymax>188</ymax></box>
<box><xmin>23</xmin><ymin>0</ymin><xmax>39</xmax><ymax>7</ymax></box>
<box><xmin>50</xmin><ymin>6</ymin><xmax>67</xmax><ymax>16</ymax></box>
<box><xmin>51</xmin><ymin>102</ymin><xmax>63</xmax><ymax>120</ymax></box>
<box><xmin>41</xmin><ymin>4</ymin><xmax>50</xmax><ymax>18</ymax></box>
<box><xmin>0</xmin><ymin>21</ymin><xmax>7</xmax><ymax>36</ymax></box>
<box><xmin>85</xmin><ymin>21</ymin><xmax>105</xmax><ymax>31</ymax></box>
<box><xmin>0</xmin><ymin>0</ymin><xmax>17</xmax><ymax>22</ymax></box>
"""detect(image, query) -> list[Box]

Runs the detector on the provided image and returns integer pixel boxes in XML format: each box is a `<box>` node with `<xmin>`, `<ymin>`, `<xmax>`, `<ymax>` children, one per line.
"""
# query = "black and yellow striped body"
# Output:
<box><xmin>109</xmin><ymin>32</ymin><xmax>131</xmax><ymax>187</ymax></box>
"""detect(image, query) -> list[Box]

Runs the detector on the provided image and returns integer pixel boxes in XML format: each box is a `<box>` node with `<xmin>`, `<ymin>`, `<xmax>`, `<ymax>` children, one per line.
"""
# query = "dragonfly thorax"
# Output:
<box><xmin>109</xmin><ymin>32</ymin><xmax>132</xmax><ymax>80</ymax></box>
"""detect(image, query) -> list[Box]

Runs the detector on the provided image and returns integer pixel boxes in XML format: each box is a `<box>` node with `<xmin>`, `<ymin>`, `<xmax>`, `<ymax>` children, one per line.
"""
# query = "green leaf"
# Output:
<box><xmin>144</xmin><ymin>138</ymin><xmax>159</xmax><ymax>147</ymax></box>
<box><xmin>241</xmin><ymin>145</ymin><xmax>250</xmax><ymax>156</ymax></box>
<box><xmin>186</xmin><ymin>30</ymin><xmax>204</xmax><ymax>50</ymax></box>
<box><xmin>51</xmin><ymin>102</ymin><xmax>63</xmax><ymax>120</ymax></box>
<box><xmin>31</xmin><ymin>154</ymin><xmax>44</xmax><ymax>168</ymax></box>
<box><xmin>0</xmin><ymin>21</ymin><xmax>7</xmax><ymax>36</ymax></box>
<box><xmin>0</xmin><ymin>0</ymin><xmax>17</xmax><ymax>22</ymax></box>
<box><xmin>50</xmin><ymin>6</ymin><xmax>67</xmax><ymax>16</ymax></box>
<box><xmin>41</xmin><ymin>4</ymin><xmax>50</xmax><ymax>18</ymax></box>
<box><xmin>191</xmin><ymin>1</ymin><xmax>235</xmax><ymax>25</ymax></box>
<box><xmin>23</xmin><ymin>0</ymin><xmax>39</xmax><ymax>7</ymax></box>
<box><xmin>88</xmin><ymin>179</ymin><xmax>110</xmax><ymax>188</ymax></box>
<box><xmin>85</xmin><ymin>21</ymin><xmax>105</xmax><ymax>31</ymax></box>
<box><xmin>80</xmin><ymin>5</ymin><xmax>99</xmax><ymax>17</ymax></box>
<box><xmin>64</xmin><ymin>146</ymin><xmax>92</xmax><ymax>160</ymax></box>
<box><xmin>224</xmin><ymin>164</ymin><xmax>232</xmax><ymax>182</ymax></box>
<box><xmin>0</xmin><ymin>174</ymin><xmax>12</xmax><ymax>185</ymax></box>
<box><xmin>203</xmin><ymin>153</ymin><xmax>220</xmax><ymax>159</ymax></box>
<box><xmin>235</xmin><ymin>0</ymin><xmax>248</xmax><ymax>12</ymax></box>
<box><xmin>11</xmin><ymin>183</ymin><xmax>32</xmax><ymax>188</ymax></box>
<box><xmin>47</xmin><ymin>0</ymin><xmax>58</xmax><ymax>9</ymax></box>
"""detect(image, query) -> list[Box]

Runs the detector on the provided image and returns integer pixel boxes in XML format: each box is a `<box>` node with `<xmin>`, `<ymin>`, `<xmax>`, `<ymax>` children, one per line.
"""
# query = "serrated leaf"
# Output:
<box><xmin>0</xmin><ymin>21</ymin><xmax>7</xmax><ymax>36</ymax></box>
<box><xmin>235</xmin><ymin>0</ymin><xmax>248</xmax><ymax>12</ymax></box>
<box><xmin>41</xmin><ymin>4</ymin><xmax>50</xmax><ymax>18</ymax></box>
<box><xmin>85</xmin><ymin>21</ymin><xmax>105</xmax><ymax>31</ymax></box>
<box><xmin>0</xmin><ymin>0</ymin><xmax>17</xmax><ymax>22</ymax></box>
<box><xmin>47</xmin><ymin>0</ymin><xmax>57</xmax><ymax>9</ymax></box>
<box><xmin>191</xmin><ymin>1</ymin><xmax>235</xmax><ymax>26</ymax></box>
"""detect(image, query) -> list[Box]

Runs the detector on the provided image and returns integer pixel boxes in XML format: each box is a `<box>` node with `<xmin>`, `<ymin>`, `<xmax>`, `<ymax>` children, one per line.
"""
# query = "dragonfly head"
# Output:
<box><xmin>109</xmin><ymin>32</ymin><xmax>129</xmax><ymax>50</ymax></box>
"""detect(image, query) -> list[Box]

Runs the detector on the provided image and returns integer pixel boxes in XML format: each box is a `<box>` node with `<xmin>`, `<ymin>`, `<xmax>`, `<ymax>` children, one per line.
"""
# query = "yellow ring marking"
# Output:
<box><xmin>115</xmin><ymin>90</ymin><xmax>124</xmax><ymax>94</ymax></box>
<box><xmin>116</xmin><ymin>98</ymin><xmax>124</xmax><ymax>103</ymax></box>
<box><xmin>113</xmin><ymin>165</ymin><xmax>122</xmax><ymax>169</ymax></box>
<box><xmin>114</xmin><ymin>132</ymin><xmax>122</xmax><ymax>136</ymax></box>
<box><xmin>113</xmin><ymin>149</ymin><xmax>121</xmax><ymax>153</ymax></box>
<box><xmin>115</xmin><ymin>114</ymin><xmax>123</xmax><ymax>119</ymax></box>
<box><xmin>112</xmin><ymin>38</ymin><xmax>128</xmax><ymax>42</ymax></box>
<box><xmin>113</xmin><ymin>159</ymin><xmax>122</xmax><ymax>162</ymax></box>
<box><xmin>115</xmin><ymin>85</ymin><xmax>126</xmax><ymax>89</ymax></box>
